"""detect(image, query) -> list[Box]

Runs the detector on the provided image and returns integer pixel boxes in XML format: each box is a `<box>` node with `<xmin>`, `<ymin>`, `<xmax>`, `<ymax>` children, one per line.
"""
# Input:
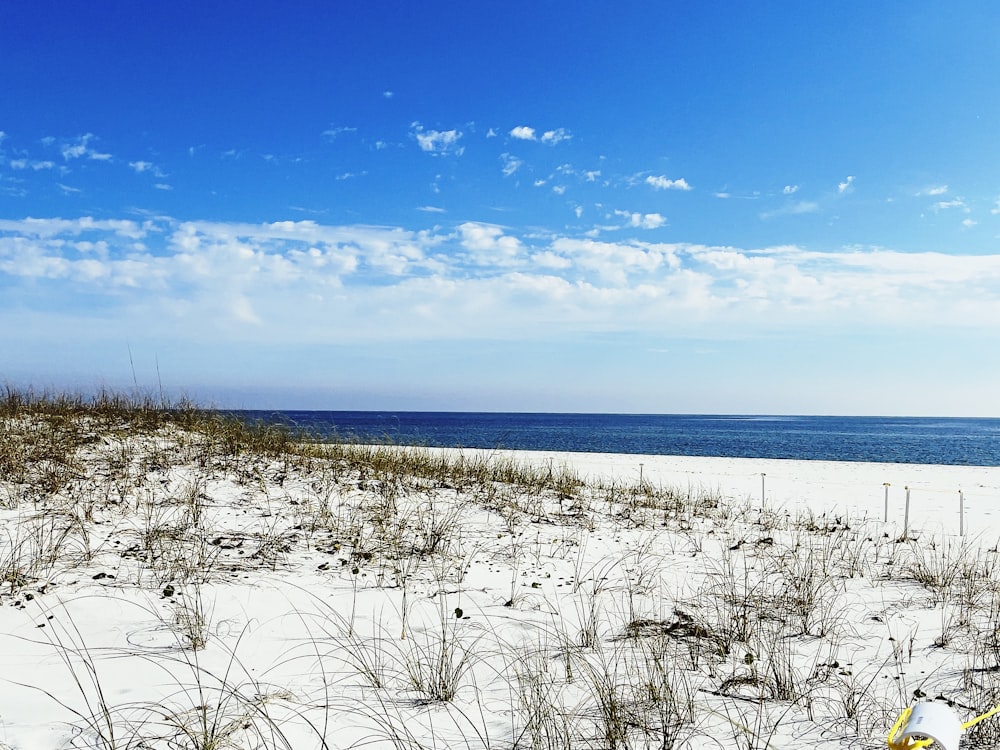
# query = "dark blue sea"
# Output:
<box><xmin>238</xmin><ymin>412</ymin><xmax>1000</xmax><ymax>467</ymax></box>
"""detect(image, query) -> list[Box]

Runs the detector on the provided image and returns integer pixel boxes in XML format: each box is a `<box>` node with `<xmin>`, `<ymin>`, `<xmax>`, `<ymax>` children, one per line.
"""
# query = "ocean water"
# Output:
<box><xmin>239</xmin><ymin>412</ymin><xmax>1000</xmax><ymax>466</ymax></box>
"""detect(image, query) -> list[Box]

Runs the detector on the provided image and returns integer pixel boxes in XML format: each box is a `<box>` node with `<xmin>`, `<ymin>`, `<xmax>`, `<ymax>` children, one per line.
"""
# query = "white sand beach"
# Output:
<box><xmin>3</xmin><ymin>412</ymin><xmax>1000</xmax><ymax>749</ymax></box>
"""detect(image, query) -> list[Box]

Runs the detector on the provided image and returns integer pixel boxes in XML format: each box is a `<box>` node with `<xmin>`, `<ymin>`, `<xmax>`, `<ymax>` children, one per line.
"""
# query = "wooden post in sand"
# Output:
<box><xmin>883</xmin><ymin>482</ymin><xmax>890</xmax><ymax>522</ymax></box>
<box><xmin>639</xmin><ymin>463</ymin><xmax>644</xmax><ymax>485</ymax></box>
<box><xmin>903</xmin><ymin>486</ymin><xmax>911</xmax><ymax>539</ymax></box>
<box><xmin>959</xmin><ymin>490</ymin><xmax>965</xmax><ymax>537</ymax></box>
<box><xmin>760</xmin><ymin>473</ymin><xmax>766</xmax><ymax>508</ymax></box>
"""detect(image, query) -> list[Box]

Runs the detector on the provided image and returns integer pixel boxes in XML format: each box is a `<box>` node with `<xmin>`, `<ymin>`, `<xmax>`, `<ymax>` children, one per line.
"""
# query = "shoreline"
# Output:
<box><xmin>421</xmin><ymin>446</ymin><xmax>1000</xmax><ymax>536</ymax></box>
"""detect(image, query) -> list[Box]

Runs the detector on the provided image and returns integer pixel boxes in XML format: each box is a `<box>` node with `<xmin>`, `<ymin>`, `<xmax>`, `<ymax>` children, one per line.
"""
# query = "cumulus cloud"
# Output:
<box><xmin>838</xmin><ymin>175</ymin><xmax>855</xmax><ymax>194</ymax></box>
<box><xmin>4</xmin><ymin>216</ymin><xmax>1000</xmax><ymax>347</ymax></box>
<box><xmin>411</xmin><ymin>123</ymin><xmax>464</xmax><ymax>155</ymax></box>
<box><xmin>507</xmin><ymin>126</ymin><xmax>571</xmax><ymax>145</ymax></box>
<box><xmin>783</xmin><ymin>185</ymin><xmax>799</xmax><ymax>195</ymax></box>
<box><xmin>457</xmin><ymin>222</ymin><xmax>522</xmax><ymax>265</ymax></box>
<box><xmin>613</xmin><ymin>210</ymin><xmax>667</xmax><ymax>229</ymax></box>
<box><xmin>646</xmin><ymin>175</ymin><xmax>692</xmax><ymax>191</ymax></box>
<box><xmin>992</xmin><ymin>198</ymin><xmax>1000</xmax><ymax>215</ymax></box>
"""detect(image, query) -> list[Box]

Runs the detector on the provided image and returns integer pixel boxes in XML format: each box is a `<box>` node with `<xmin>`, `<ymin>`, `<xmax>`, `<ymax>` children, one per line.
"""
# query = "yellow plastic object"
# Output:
<box><xmin>888</xmin><ymin>700</ymin><xmax>1000</xmax><ymax>750</ymax></box>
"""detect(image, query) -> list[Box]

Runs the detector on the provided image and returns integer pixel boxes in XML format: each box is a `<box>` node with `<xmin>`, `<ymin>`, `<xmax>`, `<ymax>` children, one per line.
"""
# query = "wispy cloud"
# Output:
<box><xmin>783</xmin><ymin>185</ymin><xmax>799</xmax><ymax>195</ymax></box>
<box><xmin>322</xmin><ymin>126</ymin><xmax>358</xmax><ymax>140</ymax></box>
<box><xmin>500</xmin><ymin>153</ymin><xmax>523</xmax><ymax>177</ymax></box>
<box><xmin>10</xmin><ymin>159</ymin><xmax>55</xmax><ymax>171</ymax></box>
<box><xmin>58</xmin><ymin>133</ymin><xmax>112</xmax><ymax>161</ymax></box>
<box><xmin>760</xmin><ymin>201</ymin><xmax>819</xmax><ymax>220</ymax></box>
<box><xmin>932</xmin><ymin>198</ymin><xmax>969</xmax><ymax>212</ymax></box>
<box><xmin>540</xmin><ymin>128</ymin><xmax>571</xmax><ymax>145</ymax></box>
<box><xmin>837</xmin><ymin>175</ymin><xmax>855</xmax><ymax>194</ymax></box>
<box><xmin>917</xmin><ymin>185</ymin><xmax>948</xmax><ymax>196</ymax></box>
<box><xmin>645</xmin><ymin>175</ymin><xmax>692</xmax><ymax>191</ymax></box>
<box><xmin>129</xmin><ymin>160</ymin><xmax>166</xmax><ymax>178</ymax></box>
<box><xmin>417</xmin><ymin>205</ymin><xmax>446</xmax><ymax>213</ymax></box>
<box><xmin>411</xmin><ymin>123</ymin><xmax>464</xmax><ymax>155</ymax></box>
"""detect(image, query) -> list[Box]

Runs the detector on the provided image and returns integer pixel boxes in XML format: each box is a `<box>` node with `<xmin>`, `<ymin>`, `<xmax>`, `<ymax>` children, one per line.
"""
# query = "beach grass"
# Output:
<box><xmin>2</xmin><ymin>387</ymin><xmax>999</xmax><ymax>748</ymax></box>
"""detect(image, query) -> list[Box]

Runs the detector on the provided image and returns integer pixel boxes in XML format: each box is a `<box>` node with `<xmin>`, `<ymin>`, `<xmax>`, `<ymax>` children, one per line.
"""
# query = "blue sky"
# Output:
<box><xmin>3</xmin><ymin>1</ymin><xmax>1000</xmax><ymax>415</ymax></box>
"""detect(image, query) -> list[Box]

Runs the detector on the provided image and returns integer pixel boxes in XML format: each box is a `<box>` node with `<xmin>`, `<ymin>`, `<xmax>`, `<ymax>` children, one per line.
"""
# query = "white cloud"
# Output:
<box><xmin>917</xmin><ymin>185</ymin><xmax>948</xmax><ymax>196</ymax></box>
<box><xmin>322</xmin><ymin>126</ymin><xmax>357</xmax><ymax>140</ymax></box>
<box><xmin>584</xmin><ymin>170</ymin><xmax>601</xmax><ymax>182</ymax></box>
<box><xmin>500</xmin><ymin>153</ymin><xmax>523</xmax><ymax>177</ymax></box>
<box><xmin>714</xmin><ymin>192</ymin><xmax>730</xmax><ymax>199</ymax></box>
<box><xmin>540</xmin><ymin>128</ymin><xmax>571</xmax><ymax>145</ymax></box>
<box><xmin>509</xmin><ymin>126</ymin><xmax>536</xmax><ymax>141</ymax></box>
<box><xmin>992</xmin><ymin>198</ymin><xmax>1000</xmax><ymax>215</ymax></box>
<box><xmin>552</xmin><ymin>185</ymin><xmax>567</xmax><ymax>195</ymax></box>
<box><xmin>838</xmin><ymin>175</ymin><xmax>855</xmax><ymax>194</ymax></box>
<box><xmin>457</xmin><ymin>222</ymin><xmax>522</xmax><ymax>265</ymax></box>
<box><xmin>154</xmin><ymin>183</ymin><xmax>173</xmax><ymax>191</ymax></box>
<box><xmin>6</xmin><ymin>217</ymin><xmax>1000</xmax><ymax>348</ymax></box>
<box><xmin>614</xmin><ymin>210</ymin><xmax>666</xmax><ymax>229</ymax></box>
<box><xmin>783</xmin><ymin>185</ymin><xmax>799</xmax><ymax>195</ymax></box>
<box><xmin>9</xmin><ymin>159</ymin><xmax>53</xmax><ymax>170</ymax></box>
<box><xmin>417</xmin><ymin>206</ymin><xmax>446</xmax><ymax>213</ymax></box>
<box><xmin>932</xmin><ymin>199</ymin><xmax>968</xmax><ymax>212</ymax></box>
<box><xmin>58</xmin><ymin>133</ymin><xmax>112</xmax><ymax>162</ymax></box>
<box><xmin>411</xmin><ymin>123</ymin><xmax>464</xmax><ymax>155</ymax></box>
<box><xmin>646</xmin><ymin>175</ymin><xmax>692</xmax><ymax>191</ymax></box>
<box><xmin>962</xmin><ymin>218</ymin><xmax>978</xmax><ymax>228</ymax></box>
<box><xmin>382</xmin><ymin>91</ymin><xmax>394</xmax><ymax>99</ymax></box>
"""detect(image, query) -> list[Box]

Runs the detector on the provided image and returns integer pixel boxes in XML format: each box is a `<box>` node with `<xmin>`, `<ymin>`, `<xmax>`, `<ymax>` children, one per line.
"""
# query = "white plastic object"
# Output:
<box><xmin>900</xmin><ymin>702</ymin><xmax>962</xmax><ymax>750</ymax></box>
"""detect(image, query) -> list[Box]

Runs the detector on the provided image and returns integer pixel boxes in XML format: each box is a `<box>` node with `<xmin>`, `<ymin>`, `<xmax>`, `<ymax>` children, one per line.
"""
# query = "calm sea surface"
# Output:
<box><xmin>238</xmin><ymin>412</ymin><xmax>1000</xmax><ymax>467</ymax></box>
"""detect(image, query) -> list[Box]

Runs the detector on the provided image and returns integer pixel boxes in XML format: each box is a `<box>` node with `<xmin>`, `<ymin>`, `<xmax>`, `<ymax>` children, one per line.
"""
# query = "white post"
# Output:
<box><xmin>883</xmin><ymin>482</ymin><xmax>890</xmax><ymax>522</ymax></box>
<box><xmin>959</xmin><ymin>490</ymin><xmax>965</xmax><ymax>537</ymax></box>
<box><xmin>639</xmin><ymin>463</ymin><xmax>644</xmax><ymax>485</ymax></box>
<box><xmin>761</xmin><ymin>473</ymin><xmax>766</xmax><ymax>508</ymax></box>
<box><xmin>903</xmin><ymin>486</ymin><xmax>910</xmax><ymax>539</ymax></box>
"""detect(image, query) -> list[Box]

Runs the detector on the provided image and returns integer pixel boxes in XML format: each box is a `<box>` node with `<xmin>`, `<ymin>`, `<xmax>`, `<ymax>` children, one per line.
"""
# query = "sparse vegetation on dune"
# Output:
<box><xmin>2</xmin><ymin>388</ymin><xmax>999</xmax><ymax>748</ymax></box>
